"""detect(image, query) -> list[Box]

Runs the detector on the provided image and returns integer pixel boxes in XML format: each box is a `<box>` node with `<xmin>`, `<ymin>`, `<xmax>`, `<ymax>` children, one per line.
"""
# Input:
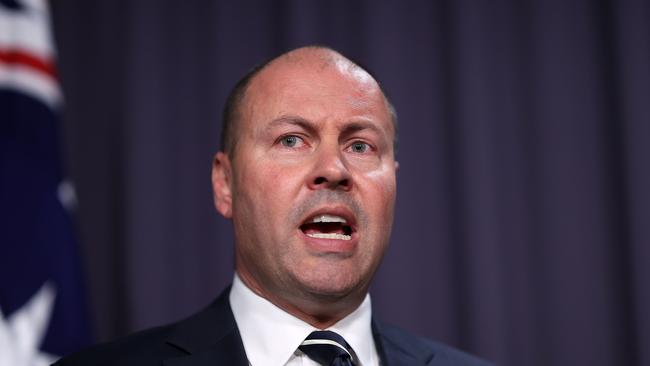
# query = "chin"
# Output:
<box><xmin>293</xmin><ymin>268</ymin><xmax>364</xmax><ymax>300</ymax></box>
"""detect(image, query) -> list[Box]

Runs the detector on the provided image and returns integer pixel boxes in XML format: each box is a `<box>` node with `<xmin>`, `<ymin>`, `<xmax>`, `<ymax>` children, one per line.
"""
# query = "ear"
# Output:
<box><xmin>395</xmin><ymin>161</ymin><xmax>399</xmax><ymax>171</ymax></box>
<box><xmin>212</xmin><ymin>152</ymin><xmax>233</xmax><ymax>219</ymax></box>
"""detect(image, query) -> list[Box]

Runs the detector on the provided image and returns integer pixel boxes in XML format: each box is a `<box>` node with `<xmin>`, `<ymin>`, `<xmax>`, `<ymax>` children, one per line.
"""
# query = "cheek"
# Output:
<box><xmin>234</xmin><ymin>162</ymin><xmax>304</xmax><ymax>225</ymax></box>
<box><xmin>365</xmin><ymin>169</ymin><xmax>397</xmax><ymax>214</ymax></box>
<box><xmin>236</xmin><ymin>155</ymin><xmax>279</xmax><ymax>191</ymax></box>
<box><xmin>231</xmin><ymin>164</ymin><xmax>269</xmax><ymax>233</ymax></box>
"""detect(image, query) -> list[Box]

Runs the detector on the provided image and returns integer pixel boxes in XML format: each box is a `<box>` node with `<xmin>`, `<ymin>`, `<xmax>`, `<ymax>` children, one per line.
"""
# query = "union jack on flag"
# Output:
<box><xmin>0</xmin><ymin>0</ymin><xmax>92</xmax><ymax>364</ymax></box>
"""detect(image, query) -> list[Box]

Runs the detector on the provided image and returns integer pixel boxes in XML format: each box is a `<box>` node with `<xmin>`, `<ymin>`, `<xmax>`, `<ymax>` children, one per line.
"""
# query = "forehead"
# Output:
<box><xmin>240</xmin><ymin>53</ymin><xmax>393</xmax><ymax>133</ymax></box>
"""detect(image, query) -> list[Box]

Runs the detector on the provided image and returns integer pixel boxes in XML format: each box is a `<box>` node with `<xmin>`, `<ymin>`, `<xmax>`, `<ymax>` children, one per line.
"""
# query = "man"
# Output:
<box><xmin>55</xmin><ymin>46</ymin><xmax>492</xmax><ymax>366</ymax></box>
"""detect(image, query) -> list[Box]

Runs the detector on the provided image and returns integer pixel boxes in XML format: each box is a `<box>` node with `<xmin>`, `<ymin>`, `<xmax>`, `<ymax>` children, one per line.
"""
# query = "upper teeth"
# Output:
<box><xmin>310</xmin><ymin>214</ymin><xmax>347</xmax><ymax>224</ymax></box>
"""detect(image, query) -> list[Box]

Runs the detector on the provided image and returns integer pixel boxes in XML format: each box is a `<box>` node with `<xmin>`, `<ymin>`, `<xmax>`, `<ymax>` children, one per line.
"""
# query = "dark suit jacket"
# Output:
<box><xmin>54</xmin><ymin>287</ymin><xmax>492</xmax><ymax>366</ymax></box>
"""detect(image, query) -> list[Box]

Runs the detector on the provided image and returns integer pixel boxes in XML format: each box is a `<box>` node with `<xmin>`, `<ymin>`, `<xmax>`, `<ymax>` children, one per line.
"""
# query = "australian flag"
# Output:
<box><xmin>0</xmin><ymin>0</ymin><xmax>92</xmax><ymax>364</ymax></box>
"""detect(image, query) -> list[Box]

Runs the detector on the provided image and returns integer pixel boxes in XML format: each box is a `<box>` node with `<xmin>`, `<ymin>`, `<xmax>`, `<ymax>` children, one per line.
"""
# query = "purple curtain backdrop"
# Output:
<box><xmin>49</xmin><ymin>0</ymin><xmax>649</xmax><ymax>365</ymax></box>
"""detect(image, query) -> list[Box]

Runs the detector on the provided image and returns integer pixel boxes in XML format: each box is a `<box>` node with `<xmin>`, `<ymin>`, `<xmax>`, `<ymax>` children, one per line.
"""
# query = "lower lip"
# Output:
<box><xmin>299</xmin><ymin>230</ymin><xmax>358</xmax><ymax>253</ymax></box>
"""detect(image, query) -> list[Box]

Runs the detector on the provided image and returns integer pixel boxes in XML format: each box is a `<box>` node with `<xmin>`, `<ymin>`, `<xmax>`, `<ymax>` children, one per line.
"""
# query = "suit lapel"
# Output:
<box><xmin>162</xmin><ymin>287</ymin><xmax>249</xmax><ymax>366</ymax></box>
<box><xmin>162</xmin><ymin>332</ymin><xmax>248</xmax><ymax>366</ymax></box>
<box><xmin>372</xmin><ymin>319</ymin><xmax>435</xmax><ymax>366</ymax></box>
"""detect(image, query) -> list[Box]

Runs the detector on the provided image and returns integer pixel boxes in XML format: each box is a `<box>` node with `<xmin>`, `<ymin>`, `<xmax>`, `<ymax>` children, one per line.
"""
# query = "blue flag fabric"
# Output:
<box><xmin>0</xmin><ymin>0</ymin><xmax>92</xmax><ymax>363</ymax></box>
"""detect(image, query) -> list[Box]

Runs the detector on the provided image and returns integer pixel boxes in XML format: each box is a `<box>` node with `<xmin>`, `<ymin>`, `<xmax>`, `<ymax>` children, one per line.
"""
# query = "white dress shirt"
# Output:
<box><xmin>229</xmin><ymin>274</ymin><xmax>380</xmax><ymax>366</ymax></box>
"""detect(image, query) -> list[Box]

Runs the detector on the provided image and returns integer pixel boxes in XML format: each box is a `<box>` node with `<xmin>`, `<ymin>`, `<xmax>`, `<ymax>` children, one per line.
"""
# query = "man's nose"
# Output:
<box><xmin>307</xmin><ymin>145</ymin><xmax>352</xmax><ymax>191</ymax></box>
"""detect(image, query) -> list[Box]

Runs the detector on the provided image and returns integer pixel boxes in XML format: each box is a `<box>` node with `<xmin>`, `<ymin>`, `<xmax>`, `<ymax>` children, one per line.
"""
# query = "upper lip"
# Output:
<box><xmin>299</xmin><ymin>206</ymin><xmax>357</xmax><ymax>231</ymax></box>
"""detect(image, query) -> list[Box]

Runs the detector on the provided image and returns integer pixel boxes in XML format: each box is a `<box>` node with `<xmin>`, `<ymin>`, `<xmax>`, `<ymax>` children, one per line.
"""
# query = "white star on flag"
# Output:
<box><xmin>0</xmin><ymin>282</ymin><xmax>58</xmax><ymax>366</ymax></box>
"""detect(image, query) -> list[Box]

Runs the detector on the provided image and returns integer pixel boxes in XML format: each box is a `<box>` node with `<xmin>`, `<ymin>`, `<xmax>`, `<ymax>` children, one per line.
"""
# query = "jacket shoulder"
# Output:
<box><xmin>53</xmin><ymin>288</ymin><xmax>239</xmax><ymax>366</ymax></box>
<box><xmin>53</xmin><ymin>324</ymin><xmax>183</xmax><ymax>366</ymax></box>
<box><xmin>376</xmin><ymin>322</ymin><xmax>494</xmax><ymax>366</ymax></box>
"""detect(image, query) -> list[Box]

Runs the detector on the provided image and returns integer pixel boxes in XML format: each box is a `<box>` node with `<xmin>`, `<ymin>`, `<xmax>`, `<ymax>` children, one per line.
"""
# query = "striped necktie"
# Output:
<box><xmin>299</xmin><ymin>330</ymin><xmax>357</xmax><ymax>366</ymax></box>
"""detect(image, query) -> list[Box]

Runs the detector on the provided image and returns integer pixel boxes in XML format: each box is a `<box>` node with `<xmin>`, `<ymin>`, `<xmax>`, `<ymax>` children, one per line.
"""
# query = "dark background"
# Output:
<box><xmin>49</xmin><ymin>1</ymin><xmax>649</xmax><ymax>365</ymax></box>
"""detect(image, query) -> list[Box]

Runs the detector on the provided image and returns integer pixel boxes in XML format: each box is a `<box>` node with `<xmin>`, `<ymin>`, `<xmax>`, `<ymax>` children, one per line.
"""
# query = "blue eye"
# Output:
<box><xmin>350</xmin><ymin>142</ymin><xmax>370</xmax><ymax>153</ymax></box>
<box><xmin>280</xmin><ymin>135</ymin><xmax>302</xmax><ymax>147</ymax></box>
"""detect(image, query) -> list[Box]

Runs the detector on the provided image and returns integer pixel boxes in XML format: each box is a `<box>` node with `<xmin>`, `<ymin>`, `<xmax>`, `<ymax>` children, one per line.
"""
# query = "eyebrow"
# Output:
<box><xmin>340</xmin><ymin>121</ymin><xmax>384</xmax><ymax>137</ymax></box>
<box><xmin>267</xmin><ymin>115</ymin><xmax>385</xmax><ymax>137</ymax></box>
<box><xmin>266</xmin><ymin>115</ymin><xmax>318</xmax><ymax>135</ymax></box>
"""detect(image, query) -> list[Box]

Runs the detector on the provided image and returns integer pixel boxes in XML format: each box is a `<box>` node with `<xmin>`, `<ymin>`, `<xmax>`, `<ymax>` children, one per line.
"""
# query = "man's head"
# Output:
<box><xmin>211</xmin><ymin>46</ymin><xmax>398</xmax><ymax>326</ymax></box>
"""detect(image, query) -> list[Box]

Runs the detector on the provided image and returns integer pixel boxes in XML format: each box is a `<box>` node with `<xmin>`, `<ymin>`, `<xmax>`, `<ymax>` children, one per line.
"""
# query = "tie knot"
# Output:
<box><xmin>299</xmin><ymin>330</ymin><xmax>356</xmax><ymax>366</ymax></box>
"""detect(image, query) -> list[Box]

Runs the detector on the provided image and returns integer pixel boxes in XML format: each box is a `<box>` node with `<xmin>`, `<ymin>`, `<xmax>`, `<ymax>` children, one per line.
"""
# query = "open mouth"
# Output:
<box><xmin>300</xmin><ymin>214</ymin><xmax>355</xmax><ymax>241</ymax></box>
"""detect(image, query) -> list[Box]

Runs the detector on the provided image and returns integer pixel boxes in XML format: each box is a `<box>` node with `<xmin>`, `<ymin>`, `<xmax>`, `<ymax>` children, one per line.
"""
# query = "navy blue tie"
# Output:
<box><xmin>299</xmin><ymin>330</ymin><xmax>356</xmax><ymax>366</ymax></box>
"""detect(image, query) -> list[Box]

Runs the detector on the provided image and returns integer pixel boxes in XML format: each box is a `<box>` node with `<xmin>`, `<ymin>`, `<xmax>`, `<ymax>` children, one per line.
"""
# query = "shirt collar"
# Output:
<box><xmin>229</xmin><ymin>273</ymin><xmax>377</xmax><ymax>366</ymax></box>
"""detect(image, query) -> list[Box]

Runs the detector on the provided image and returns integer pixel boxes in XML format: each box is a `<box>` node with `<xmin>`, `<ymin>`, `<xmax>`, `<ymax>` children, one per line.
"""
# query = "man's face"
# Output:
<box><xmin>213</xmin><ymin>53</ymin><xmax>397</xmax><ymax>311</ymax></box>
